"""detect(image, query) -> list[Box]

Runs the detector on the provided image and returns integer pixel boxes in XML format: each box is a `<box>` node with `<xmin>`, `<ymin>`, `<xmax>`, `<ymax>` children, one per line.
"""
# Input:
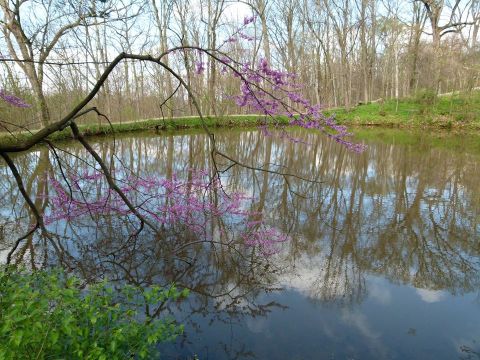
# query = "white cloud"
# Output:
<box><xmin>416</xmin><ymin>288</ymin><xmax>446</xmax><ymax>303</ymax></box>
<box><xmin>369</xmin><ymin>280</ymin><xmax>392</xmax><ymax>306</ymax></box>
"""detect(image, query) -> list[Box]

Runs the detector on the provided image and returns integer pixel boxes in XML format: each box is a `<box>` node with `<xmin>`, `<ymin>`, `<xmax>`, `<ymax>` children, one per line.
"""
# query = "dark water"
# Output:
<box><xmin>1</xmin><ymin>128</ymin><xmax>479</xmax><ymax>359</ymax></box>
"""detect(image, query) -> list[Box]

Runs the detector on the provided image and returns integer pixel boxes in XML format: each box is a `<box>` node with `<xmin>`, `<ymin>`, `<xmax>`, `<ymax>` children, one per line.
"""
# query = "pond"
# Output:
<box><xmin>1</xmin><ymin>127</ymin><xmax>479</xmax><ymax>359</ymax></box>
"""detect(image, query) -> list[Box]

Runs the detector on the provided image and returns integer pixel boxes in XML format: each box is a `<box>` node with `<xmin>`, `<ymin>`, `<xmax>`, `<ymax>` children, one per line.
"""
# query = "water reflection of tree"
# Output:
<box><xmin>0</xmin><ymin>149</ymin><xmax>52</xmax><ymax>267</ymax></box>
<box><xmin>1</xmin><ymin>129</ymin><xmax>480</xmax><ymax>356</ymax></box>
<box><xmin>361</xmin><ymin>146</ymin><xmax>480</xmax><ymax>293</ymax></box>
<box><xmin>219</xmin><ymin>129</ymin><xmax>480</xmax><ymax>299</ymax></box>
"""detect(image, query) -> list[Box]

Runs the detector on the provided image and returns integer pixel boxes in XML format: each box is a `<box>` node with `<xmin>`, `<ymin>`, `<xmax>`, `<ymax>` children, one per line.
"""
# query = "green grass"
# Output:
<box><xmin>0</xmin><ymin>115</ymin><xmax>290</xmax><ymax>148</ymax></box>
<box><xmin>331</xmin><ymin>91</ymin><xmax>480</xmax><ymax>128</ymax></box>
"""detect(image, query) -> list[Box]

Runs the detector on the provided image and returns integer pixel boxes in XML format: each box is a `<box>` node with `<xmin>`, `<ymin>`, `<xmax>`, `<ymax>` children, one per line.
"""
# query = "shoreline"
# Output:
<box><xmin>1</xmin><ymin>111</ymin><xmax>479</xmax><ymax>148</ymax></box>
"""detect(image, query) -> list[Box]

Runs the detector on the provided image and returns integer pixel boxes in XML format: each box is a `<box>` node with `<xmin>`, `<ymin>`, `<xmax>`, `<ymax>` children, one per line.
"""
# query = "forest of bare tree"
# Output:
<box><xmin>0</xmin><ymin>0</ymin><xmax>479</xmax><ymax>127</ymax></box>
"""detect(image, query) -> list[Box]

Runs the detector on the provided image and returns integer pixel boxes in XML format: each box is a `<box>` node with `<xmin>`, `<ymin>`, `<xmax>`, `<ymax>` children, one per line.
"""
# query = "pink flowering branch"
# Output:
<box><xmin>217</xmin><ymin>15</ymin><xmax>257</xmax><ymax>49</ymax></box>
<box><xmin>45</xmin><ymin>169</ymin><xmax>288</xmax><ymax>256</ymax></box>
<box><xmin>226</xmin><ymin>57</ymin><xmax>366</xmax><ymax>153</ymax></box>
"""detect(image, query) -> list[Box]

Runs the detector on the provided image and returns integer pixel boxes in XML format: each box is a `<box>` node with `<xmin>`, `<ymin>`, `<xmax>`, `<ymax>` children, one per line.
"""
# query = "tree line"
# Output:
<box><xmin>0</xmin><ymin>0</ymin><xmax>479</xmax><ymax>129</ymax></box>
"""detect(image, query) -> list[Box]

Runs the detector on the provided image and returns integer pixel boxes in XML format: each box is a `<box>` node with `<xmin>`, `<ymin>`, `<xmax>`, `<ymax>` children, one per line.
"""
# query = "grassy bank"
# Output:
<box><xmin>0</xmin><ymin>115</ymin><xmax>290</xmax><ymax>147</ymax></box>
<box><xmin>332</xmin><ymin>90</ymin><xmax>480</xmax><ymax>128</ymax></box>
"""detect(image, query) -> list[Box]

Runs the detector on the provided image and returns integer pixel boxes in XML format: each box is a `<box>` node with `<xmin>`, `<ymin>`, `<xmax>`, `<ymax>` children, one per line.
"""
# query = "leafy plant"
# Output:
<box><xmin>0</xmin><ymin>267</ymin><xmax>188</xmax><ymax>359</ymax></box>
<box><xmin>415</xmin><ymin>89</ymin><xmax>437</xmax><ymax>115</ymax></box>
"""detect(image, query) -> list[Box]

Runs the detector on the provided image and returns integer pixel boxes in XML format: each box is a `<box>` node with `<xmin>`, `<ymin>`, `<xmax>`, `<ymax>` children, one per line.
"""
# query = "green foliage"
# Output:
<box><xmin>414</xmin><ymin>88</ymin><xmax>437</xmax><ymax>106</ymax></box>
<box><xmin>0</xmin><ymin>267</ymin><xmax>188</xmax><ymax>359</ymax></box>
<box><xmin>414</xmin><ymin>89</ymin><xmax>437</xmax><ymax>115</ymax></box>
<box><xmin>332</xmin><ymin>90</ymin><xmax>480</xmax><ymax>128</ymax></box>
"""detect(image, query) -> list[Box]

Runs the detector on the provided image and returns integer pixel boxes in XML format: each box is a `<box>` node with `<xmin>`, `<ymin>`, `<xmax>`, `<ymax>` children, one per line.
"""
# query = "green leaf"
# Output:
<box><xmin>12</xmin><ymin>331</ymin><xmax>23</xmax><ymax>347</ymax></box>
<box><xmin>109</xmin><ymin>340</ymin><xmax>117</xmax><ymax>352</ymax></box>
<box><xmin>50</xmin><ymin>331</ymin><xmax>60</xmax><ymax>345</ymax></box>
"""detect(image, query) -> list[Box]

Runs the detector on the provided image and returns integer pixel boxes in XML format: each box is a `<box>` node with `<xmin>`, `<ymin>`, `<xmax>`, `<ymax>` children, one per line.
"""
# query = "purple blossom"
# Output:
<box><xmin>242</xmin><ymin>227</ymin><xmax>289</xmax><ymax>256</ymax></box>
<box><xmin>243</xmin><ymin>15</ymin><xmax>255</xmax><ymax>25</ymax></box>
<box><xmin>195</xmin><ymin>61</ymin><xmax>205</xmax><ymax>75</ymax></box>
<box><xmin>219</xmin><ymin>56</ymin><xmax>232</xmax><ymax>65</ymax></box>
<box><xmin>0</xmin><ymin>90</ymin><xmax>31</xmax><ymax>108</ymax></box>
<box><xmin>227</xmin><ymin>57</ymin><xmax>365</xmax><ymax>153</ymax></box>
<box><xmin>239</xmin><ymin>32</ymin><xmax>254</xmax><ymax>41</ymax></box>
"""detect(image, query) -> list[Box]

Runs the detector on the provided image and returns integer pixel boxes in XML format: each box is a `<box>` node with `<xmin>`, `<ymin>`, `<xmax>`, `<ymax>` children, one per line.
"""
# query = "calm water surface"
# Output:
<box><xmin>0</xmin><ymin>128</ymin><xmax>479</xmax><ymax>359</ymax></box>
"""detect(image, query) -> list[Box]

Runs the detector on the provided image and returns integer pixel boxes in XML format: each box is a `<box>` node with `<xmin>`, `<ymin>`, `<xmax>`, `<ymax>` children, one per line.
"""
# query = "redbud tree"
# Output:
<box><xmin>0</xmin><ymin>15</ymin><xmax>365</xmax><ymax>267</ymax></box>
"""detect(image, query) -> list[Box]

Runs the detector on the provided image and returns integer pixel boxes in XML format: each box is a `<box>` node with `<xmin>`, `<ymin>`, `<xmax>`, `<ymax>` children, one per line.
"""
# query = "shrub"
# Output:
<box><xmin>415</xmin><ymin>88</ymin><xmax>437</xmax><ymax>106</ymax></box>
<box><xmin>0</xmin><ymin>267</ymin><xmax>188</xmax><ymax>359</ymax></box>
<box><xmin>415</xmin><ymin>89</ymin><xmax>437</xmax><ymax>116</ymax></box>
